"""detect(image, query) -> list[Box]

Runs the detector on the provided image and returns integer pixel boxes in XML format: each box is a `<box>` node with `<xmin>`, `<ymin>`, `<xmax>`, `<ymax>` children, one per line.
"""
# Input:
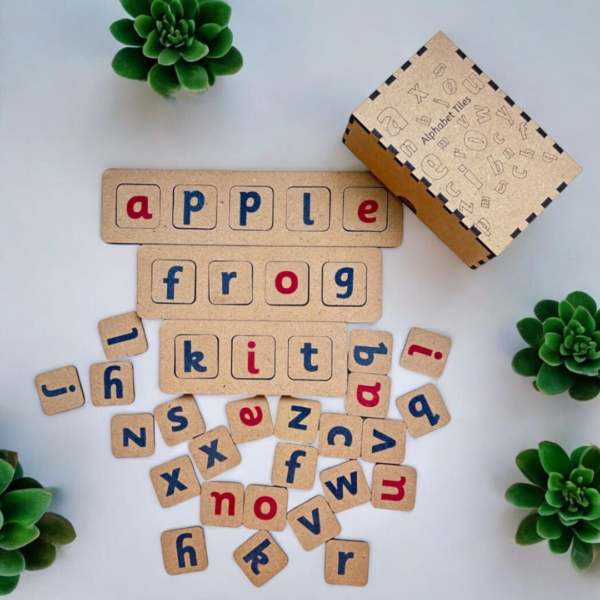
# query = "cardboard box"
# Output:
<box><xmin>343</xmin><ymin>31</ymin><xmax>582</xmax><ymax>268</ymax></box>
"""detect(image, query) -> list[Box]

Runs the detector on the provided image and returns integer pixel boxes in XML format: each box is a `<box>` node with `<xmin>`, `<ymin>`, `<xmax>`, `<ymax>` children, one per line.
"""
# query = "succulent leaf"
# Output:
<box><xmin>198</xmin><ymin>0</ymin><xmax>231</xmax><ymax>26</ymax></box>
<box><xmin>203</xmin><ymin>46</ymin><xmax>243</xmax><ymax>76</ymax></box>
<box><xmin>547</xmin><ymin>472</ymin><xmax>565</xmax><ymax>491</ymax></box>
<box><xmin>158</xmin><ymin>47</ymin><xmax>181</xmax><ymax>65</ymax></box>
<box><xmin>512</xmin><ymin>348</ymin><xmax>542</xmax><ymax>377</ymax></box>
<box><xmin>197</xmin><ymin>22</ymin><xmax>222</xmax><ymax>41</ymax></box>
<box><xmin>537</xmin><ymin>514</ymin><xmax>564</xmax><ymax>539</ymax></box>
<box><xmin>544</xmin><ymin>332</ymin><xmax>562</xmax><ymax>352</ymax></box>
<box><xmin>538</xmin><ymin>500</ymin><xmax>559</xmax><ymax>516</ymax></box>
<box><xmin>580</xmin><ymin>446</ymin><xmax>600</xmax><ymax>481</ymax></box>
<box><xmin>180</xmin><ymin>0</ymin><xmax>198</xmax><ymax>19</ymax></box>
<box><xmin>143</xmin><ymin>29</ymin><xmax>163</xmax><ymax>58</ymax></box>
<box><xmin>110</xmin><ymin>19</ymin><xmax>145</xmax><ymax>46</ymax></box>
<box><xmin>6</xmin><ymin>478</ymin><xmax>43</xmax><ymax>493</ymax></box>
<box><xmin>569</xmin><ymin>376</ymin><xmax>600</xmax><ymax>401</ymax></box>
<box><xmin>206</xmin><ymin>26</ymin><xmax>233</xmax><ymax>58</ymax></box>
<box><xmin>534</xmin><ymin>300</ymin><xmax>559</xmax><ymax>322</ymax></box>
<box><xmin>558</xmin><ymin>300</ymin><xmax>575</xmax><ymax>324</ymax></box>
<box><xmin>536</xmin><ymin>363</ymin><xmax>576</xmax><ymax>395</ymax></box>
<box><xmin>573</xmin><ymin>520</ymin><xmax>600</xmax><ymax>542</ymax></box>
<box><xmin>0</xmin><ymin>462</ymin><xmax>14</xmax><ymax>496</ymax></box>
<box><xmin>0</xmin><ymin>525</ymin><xmax>39</xmax><ymax>551</ymax></box>
<box><xmin>151</xmin><ymin>0</ymin><xmax>170</xmax><ymax>19</ymax></box>
<box><xmin>539</xmin><ymin>441</ymin><xmax>571</xmax><ymax>477</ymax></box>
<box><xmin>539</xmin><ymin>344</ymin><xmax>563</xmax><ymax>367</ymax></box>
<box><xmin>548</xmin><ymin>527</ymin><xmax>573</xmax><ymax>554</ymax></box>
<box><xmin>570</xmin><ymin>466</ymin><xmax>594</xmax><ymax>487</ymax></box>
<box><xmin>516</xmin><ymin>449</ymin><xmax>548</xmax><ymax>488</ymax></box>
<box><xmin>180</xmin><ymin>39</ymin><xmax>209</xmax><ymax>61</ymax></box>
<box><xmin>113</xmin><ymin>48</ymin><xmax>155</xmax><ymax>80</ymax></box>
<box><xmin>515</xmin><ymin>513</ymin><xmax>544</xmax><ymax>545</ymax></box>
<box><xmin>36</xmin><ymin>513</ymin><xmax>76</xmax><ymax>547</ymax></box>
<box><xmin>175</xmin><ymin>62</ymin><xmax>209</xmax><ymax>91</ymax></box>
<box><xmin>505</xmin><ymin>484</ymin><xmax>545</xmax><ymax>509</ymax></box>
<box><xmin>133</xmin><ymin>14</ymin><xmax>156</xmax><ymax>38</ymax></box>
<box><xmin>120</xmin><ymin>0</ymin><xmax>152</xmax><ymax>18</ymax></box>
<box><xmin>566</xmin><ymin>291</ymin><xmax>597</xmax><ymax>316</ymax></box>
<box><xmin>0</xmin><ymin>550</ymin><xmax>24</xmax><ymax>578</ymax></box>
<box><xmin>12</xmin><ymin>464</ymin><xmax>22</xmax><ymax>482</ymax></box>
<box><xmin>517</xmin><ymin>318</ymin><xmax>543</xmax><ymax>347</ymax></box>
<box><xmin>148</xmin><ymin>64</ymin><xmax>181</xmax><ymax>96</ymax></box>
<box><xmin>0</xmin><ymin>490</ymin><xmax>52</xmax><ymax>528</ymax></box>
<box><xmin>543</xmin><ymin>317</ymin><xmax>564</xmax><ymax>336</ymax></box>
<box><xmin>0</xmin><ymin>575</ymin><xmax>19</xmax><ymax>596</ymax></box>
<box><xmin>572</xmin><ymin>306</ymin><xmax>596</xmax><ymax>335</ymax></box>
<box><xmin>571</xmin><ymin>536</ymin><xmax>594</xmax><ymax>570</ymax></box>
<box><xmin>20</xmin><ymin>540</ymin><xmax>56</xmax><ymax>572</ymax></box>
<box><xmin>0</xmin><ymin>454</ymin><xmax>18</xmax><ymax>472</ymax></box>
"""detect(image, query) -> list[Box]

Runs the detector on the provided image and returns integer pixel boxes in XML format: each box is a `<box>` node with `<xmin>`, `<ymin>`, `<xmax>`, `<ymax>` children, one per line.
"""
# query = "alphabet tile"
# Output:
<box><xmin>287</xmin><ymin>336</ymin><xmax>333</xmax><ymax>381</ymax></box>
<box><xmin>188</xmin><ymin>426</ymin><xmax>241</xmax><ymax>480</ymax></box>
<box><xmin>161</xmin><ymin>526</ymin><xmax>208</xmax><ymax>575</ymax></box>
<box><xmin>173</xmin><ymin>185</ymin><xmax>217</xmax><ymax>230</ymax></box>
<box><xmin>361</xmin><ymin>418</ymin><xmax>406</xmax><ymax>464</ymax></box>
<box><xmin>322</xmin><ymin>262</ymin><xmax>367</xmax><ymax>307</ymax></box>
<box><xmin>231</xmin><ymin>335</ymin><xmax>276</xmax><ymax>380</ymax></box>
<box><xmin>343</xmin><ymin>186</ymin><xmax>388</xmax><ymax>232</ymax></box>
<box><xmin>348</xmin><ymin>330</ymin><xmax>393</xmax><ymax>374</ymax></box>
<box><xmin>319</xmin><ymin>460</ymin><xmax>371</xmax><ymax>513</ymax></box>
<box><xmin>325</xmin><ymin>539</ymin><xmax>369</xmax><ymax>586</ymax></box>
<box><xmin>174</xmin><ymin>334</ymin><xmax>219</xmax><ymax>379</ymax></box>
<box><xmin>400</xmin><ymin>327</ymin><xmax>452</xmax><ymax>378</ymax></box>
<box><xmin>200</xmin><ymin>481</ymin><xmax>244</xmax><ymax>528</ymax></box>
<box><xmin>396</xmin><ymin>383</ymin><xmax>451</xmax><ymax>438</ymax></box>
<box><xmin>274</xmin><ymin>397</ymin><xmax>321</xmax><ymax>444</ymax></box>
<box><xmin>229</xmin><ymin>186</ymin><xmax>274</xmax><ymax>231</ymax></box>
<box><xmin>287</xmin><ymin>495</ymin><xmax>341</xmax><ymax>551</ymax></box>
<box><xmin>265</xmin><ymin>261</ymin><xmax>309</xmax><ymax>306</ymax></box>
<box><xmin>151</xmin><ymin>260</ymin><xmax>196</xmax><ymax>304</ymax></box>
<box><xmin>111</xmin><ymin>413</ymin><xmax>154</xmax><ymax>458</ymax></box>
<box><xmin>271</xmin><ymin>442</ymin><xmax>318</xmax><ymax>490</ymax></box>
<box><xmin>116</xmin><ymin>184</ymin><xmax>160</xmax><ymax>229</ymax></box>
<box><xmin>318</xmin><ymin>414</ymin><xmax>363</xmax><ymax>459</ymax></box>
<box><xmin>286</xmin><ymin>187</ymin><xmax>331</xmax><ymax>232</ymax></box>
<box><xmin>154</xmin><ymin>394</ymin><xmax>206</xmax><ymax>446</ymax></box>
<box><xmin>150</xmin><ymin>455</ymin><xmax>201</xmax><ymax>508</ymax></box>
<box><xmin>226</xmin><ymin>395</ymin><xmax>274</xmax><ymax>444</ymax></box>
<box><xmin>208</xmin><ymin>260</ymin><xmax>253</xmax><ymax>305</ymax></box>
<box><xmin>345</xmin><ymin>373</ymin><xmax>391</xmax><ymax>418</ymax></box>
<box><xmin>98</xmin><ymin>312</ymin><xmax>148</xmax><ymax>360</ymax></box>
<box><xmin>35</xmin><ymin>366</ymin><xmax>85</xmax><ymax>416</ymax></box>
<box><xmin>243</xmin><ymin>485</ymin><xmax>288</xmax><ymax>532</ymax></box>
<box><xmin>371</xmin><ymin>464</ymin><xmax>417</xmax><ymax>511</ymax></box>
<box><xmin>233</xmin><ymin>531</ymin><xmax>288</xmax><ymax>587</ymax></box>
<box><xmin>90</xmin><ymin>362</ymin><xmax>134</xmax><ymax>407</ymax></box>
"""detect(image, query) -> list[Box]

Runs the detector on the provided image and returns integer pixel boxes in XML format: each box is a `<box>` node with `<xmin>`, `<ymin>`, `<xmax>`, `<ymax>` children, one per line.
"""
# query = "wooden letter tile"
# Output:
<box><xmin>287</xmin><ymin>495</ymin><xmax>341</xmax><ymax>551</ymax></box>
<box><xmin>188</xmin><ymin>426</ymin><xmax>241</xmax><ymax>480</ymax></box>
<box><xmin>243</xmin><ymin>485</ymin><xmax>288</xmax><ymax>532</ymax></box>
<box><xmin>111</xmin><ymin>413</ymin><xmax>154</xmax><ymax>458</ymax></box>
<box><xmin>361</xmin><ymin>418</ymin><xmax>406</xmax><ymax>464</ymax></box>
<box><xmin>174</xmin><ymin>334</ymin><xmax>219</xmax><ymax>379</ymax></box>
<box><xmin>150</xmin><ymin>455</ymin><xmax>201</xmax><ymax>508</ymax></box>
<box><xmin>233</xmin><ymin>531</ymin><xmax>288</xmax><ymax>587</ymax></box>
<box><xmin>286</xmin><ymin>187</ymin><xmax>330</xmax><ymax>232</ymax></box>
<box><xmin>287</xmin><ymin>336</ymin><xmax>333</xmax><ymax>381</ymax></box>
<box><xmin>154</xmin><ymin>394</ymin><xmax>205</xmax><ymax>446</ymax></box>
<box><xmin>265</xmin><ymin>261</ymin><xmax>309</xmax><ymax>306</ymax></box>
<box><xmin>172</xmin><ymin>184</ymin><xmax>217</xmax><ymax>230</ymax></box>
<box><xmin>348</xmin><ymin>330</ymin><xmax>393</xmax><ymax>374</ymax></box>
<box><xmin>35</xmin><ymin>366</ymin><xmax>84</xmax><ymax>415</ymax></box>
<box><xmin>116</xmin><ymin>184</ymin><xmax>160</xmax><ymax>229</ymax></box>
<box><xmin>229</xmin><ymin>186</ymin><xmax>274</xmax><ymax>231</ymax></box>
<box><xmin>318</xmin><ymin>414</ymin><xmax>363</xmax><ymax>459</ymax></box>
<box><xmin>396</xmin><ymin>383</ymin><xmax>451</xmax><ymax>438</ymax></box>
<box><xmin>319</xmin><ymin>460</ymin><xmax>371</xmax><ymax>513</ymax></box>
<box><xmin>271</xmin><ymin>442</ymin><xmax>318</xmax><ymax>490</ymax></box>
<box><xmin>90</xmin><ymin>361</ymin><xmax>134</xmax><ymax>406</ymax></box>
<box><xmin>274</xmin><ymin>397</ymin><xmax>321</xmax><ymax>443</ymax></box>
<box><xmin>161</xmin><ymin>526</ymin><xmax>208</xmax><ymax>575</ymax></box>
<box><xmin>325</xmin><ymin>539</ymin><xmax>369</xmax><ymax>586</ymax></box>
<box><xmin>151</xmin><ymin>259</ymin><xmax>196</xmax><ymax>304</ymax></box>
<box><xmin>208</xmin><ymin>260</ymin><xmax>253</xmax><ymax>305</ymax></box>
<box><xmin>322</xmin><ymin>262</ymin><xmax>367</xmax><ymax>307</ymax></box>
<box><xmin>231</xmin><ymin>335</ymin><xmax>276</xmax><ymax>380</ymax></box>
<box><xmin>200</xmin><ymin>481</ymin><xmax>244</xmax><ymax>528</ymax></box>
<box><xmin>226</xmin><ymin>396</ymin><xmax>274</xmax><ymax>443</ymax></box>
<box><xmin>400</xmin><ymin>327</ymin><xmax>452</xmax><ymax>378</ymax></box>
<box><xmin>343</xmin><ymin>186</ymin><xmax>388</xmax><ymax>232</ymax></box>
<box><xmin>345</xmin><ymin>373</ymin><xmax>391</xmax><ymax>418</ymax></box>
<box><xmin>371</xmin><ymin>464</ymin><xmax>417</xmax><ymax>511</ymax></box>
<box><xmin>98</xmin><ymin>312</ymin><xmax>148</xmax><ymax>360</ymax></box>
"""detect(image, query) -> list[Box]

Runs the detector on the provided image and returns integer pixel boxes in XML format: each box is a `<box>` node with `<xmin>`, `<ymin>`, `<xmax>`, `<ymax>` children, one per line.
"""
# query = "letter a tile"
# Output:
<box><xmin>345</xmin><ymin>373</ymin><xmax>391</xmax><ymax>418</ymax></box>
<box><xmin>233</xmin><ymin>531</ymin><xmax>288</xmax><ymax>587</ymax></box>
<box><xmin>188</xmin><ymin>426</ymin><xmax>241</xmax><ymax>480</ymax></box>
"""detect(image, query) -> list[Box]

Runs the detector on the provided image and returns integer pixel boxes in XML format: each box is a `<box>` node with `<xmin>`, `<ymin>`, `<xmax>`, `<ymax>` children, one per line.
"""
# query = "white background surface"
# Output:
<box><xmin>1</xmin><ymin>1</ymin><xmax>600</xmax><ymax>598</ymax></box>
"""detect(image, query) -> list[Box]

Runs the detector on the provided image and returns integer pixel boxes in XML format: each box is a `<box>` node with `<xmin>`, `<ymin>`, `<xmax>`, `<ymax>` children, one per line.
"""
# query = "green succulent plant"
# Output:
<box><xmin>512</xmin><ymin>291</ymin><xmax>600</xmax><ymax>400</ymax></box>
<box><xmin>0</xmin><ymin>450</ymin><xmax>76</xmax><ymax>596</ymax></box>
<box><xmin>110</xmin><ymin>0</ymin><xmax>243</xmax><ymax>97</ymax></box>
<box><xmin>506</xmin><ymin>442</ymin><xmax>600</xmax><ymax>571</ymax></box>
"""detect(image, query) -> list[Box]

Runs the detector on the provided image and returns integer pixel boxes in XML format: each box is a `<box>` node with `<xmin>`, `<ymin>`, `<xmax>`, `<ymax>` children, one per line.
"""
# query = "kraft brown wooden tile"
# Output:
<box><xmin>361</xmin><ymin>418</ymin><xmax>406</xmax><ymax>464</ymax></box>
<box><xmin>233</xmin><ymin>531</ymin><xmax>288</xmax><ymax>587</ymax></box>
<box><xmin>161</xmin><ymin>526</ymin><xmax>208</xmax><ymax>575</ymax></box>
<box><xmin>150</xmin><ymin>455</ymin><xmax>201</xmax><ymax>508</ymax></box>
<box><xmin>287</xmin><ymin>495</ymin><xmax>341</xmax><ymax>551</ymax></box>
<box><xmin>90</xmin><ymin>362</ymin><xmax>134</xmax><ymax>406</ymax></box>
<box><xmin>271</xmin><ymin>442</ymin><xmax>318</xmax><ymax>490</ymax></box>
<box><xmin>400</xmin><ymin>327</ymin><xmax>452</xmax><ymax>378</ymax></box>
<box><xmin>188</xmin><ymin>426</ymin><xmax>241</xmax><ymax>480</ymax></box>
<box><xmin>226</xmin><ymin>396</ymin><xmax>274</xmax><ymax>444</ymax></box>
<box><xmin>318</xmin><ymin>414</ymin><xmax>363</xmax><ymax>459</ymax></box>
<box><xmin>325</xmin><ymin>539</ymin><xmax>369</xmax><ymax>586</ymax></box>
<box><xmin>35</xmin><ymin>366</ymin><xmax>85</xmax><ymax>415</ymax></box>
<box><xmin>319</xmin><ymin>460</ymin><xmax>371</xmax><ymax>513</ymax></box>
<box><xmin>243</xmin><ymin>485</ymin><xmax>288</xmax><ymax>532</ymax></box>
<box><xmin>348</xmin><ymin>330</ymin><xmax>393</xmax><ymax>374</ymax></box>
<box><xmin>200</xmin><ymin>481</ymin><xmax>244</xmax><ymax>528</ymax></box>
<box><xmin>98</xmin><ymin>312</ymin><xmax>148</xmax><ymax>360</ymax></box>
<box><xmin>396</xmin><ymin>383</ymin><xmax>451</xmax><ymax>438</ymax></box>
<box><xmin>102</xmin><ymin>169</ymin><xmax>403</xmax><ymax>248</ymax></box>
<box><xmin>274</xmin><ymin>397</ymin><xmax>321</xmax><ymax>443</ymax></box>
<box><xmin>371</xmin><ymin>464</ymin><xmax>417</xmax><ymax>511</ymax></box>
<box><xmin>154</xmin><ymin>394</ymin><xmax>206</xmax><ymax>446</ymax></box>
<box><xmin>111</xmin><ymin>413</ymin><xmax>154</xmax><ymax>458</ymax></box>
<box><xmin>345</xmin><ymin>373</ymin><xmax>391</xmax><ymax>418</ymax></box>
